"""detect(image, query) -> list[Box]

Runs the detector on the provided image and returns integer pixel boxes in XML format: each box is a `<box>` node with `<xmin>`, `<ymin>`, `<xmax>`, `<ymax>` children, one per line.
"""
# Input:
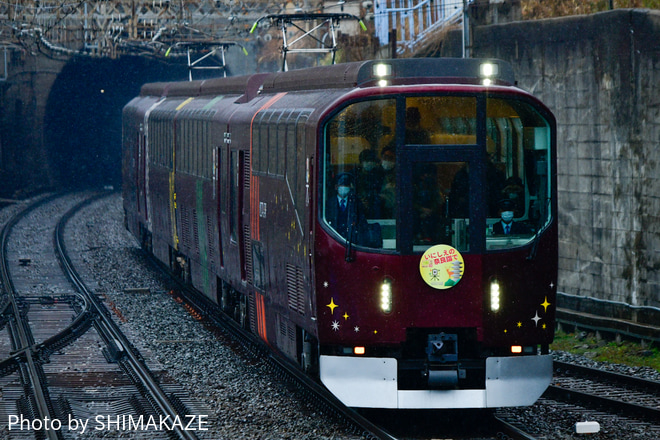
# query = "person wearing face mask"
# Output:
<box><xmin>325</xmin><ymin>172</ymin><xmax>382</xmax><ymax>248</ymax></box>
<box><xmin>326</xmin><ymin>173</ymin><xmax>360</xmax><ymax>240</ymax></box>
<box><xmin>501</xmin><ymin>176</ymin><xmax>524</xmax><ymax>217</ymax></box>
<box><xmin>492</xmin><ymin>199</ymin><xmax>530</xmax><ymax>235</ymax></box>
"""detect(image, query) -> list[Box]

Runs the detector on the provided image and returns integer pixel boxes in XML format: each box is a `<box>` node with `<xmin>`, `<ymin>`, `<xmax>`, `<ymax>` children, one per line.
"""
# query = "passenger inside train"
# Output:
<box><xmin>322</xmin><ymin>95</ymin><xmax>551</xmax><ymax>253</ymax></box>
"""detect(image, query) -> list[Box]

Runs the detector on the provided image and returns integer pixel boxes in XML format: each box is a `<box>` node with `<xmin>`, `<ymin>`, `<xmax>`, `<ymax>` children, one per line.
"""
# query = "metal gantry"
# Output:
<box><xmin>250</xmin><ymin>12</ymin><xmax>366</xmax><ymax>71</ymax></box>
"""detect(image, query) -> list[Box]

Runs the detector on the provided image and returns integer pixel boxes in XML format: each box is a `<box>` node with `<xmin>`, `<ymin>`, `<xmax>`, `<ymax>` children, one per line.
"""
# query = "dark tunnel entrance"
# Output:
<box><xmin>44</xmin><ymin>56</ymin><xmax>188</xmax><ymax>190</ymax></box>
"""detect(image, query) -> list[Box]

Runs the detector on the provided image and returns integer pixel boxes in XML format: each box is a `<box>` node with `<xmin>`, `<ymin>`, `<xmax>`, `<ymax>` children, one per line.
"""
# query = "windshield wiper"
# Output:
<box><xmin>527</xmin><ymin>198</ymin><xmax>551</xmax><ymax>261</ymax></box>
<box><xmin>345</xmin><ymin>224</ymin><xmax>355</xmax><ymax>262</ymax></box>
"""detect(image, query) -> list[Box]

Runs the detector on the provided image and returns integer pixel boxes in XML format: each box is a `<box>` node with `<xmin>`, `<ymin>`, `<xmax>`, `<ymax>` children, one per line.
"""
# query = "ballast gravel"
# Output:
<box><xmin>63</xmin><ymin>192</ymin><xmax>365</xmax><ymax>440</ymax></box>
<box><xmin>3</xmin><ymin>192</ymin><xmax>660</xmax><ymax>439</ymax></box>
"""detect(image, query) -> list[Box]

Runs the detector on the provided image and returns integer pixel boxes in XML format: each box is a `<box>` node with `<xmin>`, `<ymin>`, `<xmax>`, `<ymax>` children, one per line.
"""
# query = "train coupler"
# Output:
<box><xmin>425</xmin><ymin>333</ymin><xmax>465</xmax><ymax>388</ymax></box>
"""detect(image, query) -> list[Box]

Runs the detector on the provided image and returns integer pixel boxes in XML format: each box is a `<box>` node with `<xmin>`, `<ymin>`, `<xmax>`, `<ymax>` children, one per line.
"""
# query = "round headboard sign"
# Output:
<box><xmin>419</xmin><ymin>244</ymin><xmax>464</xmax><ymax>290</ymax></box>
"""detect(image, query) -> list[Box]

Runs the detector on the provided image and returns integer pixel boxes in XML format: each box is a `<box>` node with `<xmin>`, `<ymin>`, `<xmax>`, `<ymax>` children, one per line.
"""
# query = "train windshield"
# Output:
<box><xmin>321</xmin><ymin>94</ymin><xmax>552</xmax><ymax>254</ymax></box>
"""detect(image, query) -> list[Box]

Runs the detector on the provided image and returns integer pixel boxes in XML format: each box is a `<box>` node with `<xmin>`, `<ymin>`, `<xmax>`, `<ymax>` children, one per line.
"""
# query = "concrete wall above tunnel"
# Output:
<box><xmin>0</xmin><ymin>44</ymin><xmax>256</xmax><ymax>197</ymax></box>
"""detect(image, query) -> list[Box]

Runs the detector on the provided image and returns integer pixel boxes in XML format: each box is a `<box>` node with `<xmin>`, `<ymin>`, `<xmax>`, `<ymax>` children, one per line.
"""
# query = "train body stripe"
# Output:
<box><xmin>176</xmin><ymin>97</ymin><xmax>195</xmax><ymax>111</ymax></box>
<box><xmin>255</xmin><ymin>292</ymin><xmax>267</xmax><ymax>342</ymax></box>
<box><xmin>202</xmin><ymin>96</ymin><xmax>223</xmax><ymax>110</ymax></box>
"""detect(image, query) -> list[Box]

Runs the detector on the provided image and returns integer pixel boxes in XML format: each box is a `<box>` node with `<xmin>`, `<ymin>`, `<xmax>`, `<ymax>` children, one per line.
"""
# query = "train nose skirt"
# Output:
<box><xmin>319</xmin><ymin>354</ymin><xmax>552</xmax><ymax>409</ymax></box>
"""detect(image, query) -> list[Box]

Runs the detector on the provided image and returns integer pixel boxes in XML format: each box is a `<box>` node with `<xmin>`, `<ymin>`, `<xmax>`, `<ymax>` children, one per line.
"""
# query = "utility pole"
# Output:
<box><xmin>463</xmin><ymin>0</ymin><xmax>470</xmax><ymax>58</ymax></box>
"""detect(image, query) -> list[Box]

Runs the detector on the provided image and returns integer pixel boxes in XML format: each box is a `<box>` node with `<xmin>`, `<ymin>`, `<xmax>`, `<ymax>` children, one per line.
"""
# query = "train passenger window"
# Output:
<box><xmin>253</xmin><ymin>110</ymin><xmax>267</xmax><ymax>173</ymax></box>
<box><xmin>295</xmin><ymin>113</ymin><xmax>310</xmax><ymax>221</ymax></box>
<box><xmin>286</xmin><ymin>117</ymin><xmax>297</xmax><ymax>199</ymax></box>
<box><xmin>268</xmin><ymin>112</ymin><xmax>279</xmax><ymax>175</ymax></box>
<box><xmin>485</xmin><ymin>98</ymin><xmax>553</xmax><ymax>250</ymax></box>
<box><xmin>277</xmin><ymin>111</ymin><xmax>289</xmax><ymax>176</ymax></box>
<box><xmin>230</xmin><ymin>150</ymin><xmax>239</xmax><ymax>243</ymax></box>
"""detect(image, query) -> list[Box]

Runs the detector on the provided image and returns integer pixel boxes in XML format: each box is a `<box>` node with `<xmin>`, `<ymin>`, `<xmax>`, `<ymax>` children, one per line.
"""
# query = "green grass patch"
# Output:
<box><xmin>551</xmin><ymin>329</ymin><xmax>660</xmax><ymax>373</ymax></box>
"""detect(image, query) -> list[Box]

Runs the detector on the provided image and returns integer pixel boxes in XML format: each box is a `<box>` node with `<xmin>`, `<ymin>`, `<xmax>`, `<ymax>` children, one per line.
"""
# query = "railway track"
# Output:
<box><xmin>151</xmin><ymin>252</ymin><xmax>538</xmax><ymax>440</ymax></box>
<box><xmin>152</xmin><ymin>275</ymin><xmax>397</xmax><ymax>440</ymax></box>
<box><xmin>547</xmin><ymin>360</ymin><xmax>660</xmax><ymax>423</ymax></box>
<box><xmin>0</xmin><ymin>192</ymin><xmax>208</xmax><ymax>439</ymax></box>
<box><xmin>495</xmin><ymin>359</ymin><xmax>660</xmax><ymax>439</ymax></box>
<box><xmin>3</xmin><ymin>192</ymin><xmax>618</xmax><ymax>440</ymax></box>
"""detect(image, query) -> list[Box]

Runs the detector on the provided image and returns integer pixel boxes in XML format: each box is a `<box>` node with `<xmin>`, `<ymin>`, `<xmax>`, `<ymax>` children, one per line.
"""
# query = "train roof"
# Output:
<box><xmin>139</xmin><ymin>58</ymin><xmax>516</xmax><ymax>100</ymax></box>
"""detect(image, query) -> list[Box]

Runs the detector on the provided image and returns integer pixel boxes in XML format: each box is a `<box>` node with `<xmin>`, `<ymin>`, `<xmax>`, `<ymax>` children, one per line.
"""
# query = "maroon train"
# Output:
<box><xmin>122</xmin><ymin>58</ymin><xmax>557</xmax><ymax>409</ymax></box>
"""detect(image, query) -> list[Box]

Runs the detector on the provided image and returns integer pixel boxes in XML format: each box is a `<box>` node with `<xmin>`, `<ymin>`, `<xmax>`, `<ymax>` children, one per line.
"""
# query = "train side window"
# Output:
<box><xmin>277</xmin><ymin>110</ymin><xmax>290</xmax><ymax>176</ymax></box>
<box><xmin>253</xmin><ymin>110</ymin><xmax>267</xmax><ymax>173</ymax></box>
<box><xmin>286</xmin><ymin>115</ymin><xmax>297</xmax><ymax>203</ymax></box>
<box><xmin>268</xmin><ymin>111</ymin><xmax>279</xmax><ymax>176</ymax></box>
<box><xmin>485</xmin><ymin>98</ymin><xmax>553</xmax><ymax>250</ymax></box>
<box><xmin>296</xmin><ymin>112</ymin><xmax>310</xmax><ymax>227</ymax></box>
<box><xmin>199</xmin><ymin>120</ymin><xmax>205</xmax><ymax>177</ymax></box>
<box><xmin>193</xmin><ymin>119</ymin><xmax>199</xmax><ymax>175</ymax></box>
<box><xmin>184</xmin><ymin>119</ymin><xmax>190</xmax><ymax>174</ymax></box>
<box><xmin>230</xmin><ymin>150</ymin><xmax>239</xmax><ymax>243</ymax></box>
<box><xmin>322</xmin><ymin>99</ymin><xmax>395</xmax><ymax>250</ymax></box>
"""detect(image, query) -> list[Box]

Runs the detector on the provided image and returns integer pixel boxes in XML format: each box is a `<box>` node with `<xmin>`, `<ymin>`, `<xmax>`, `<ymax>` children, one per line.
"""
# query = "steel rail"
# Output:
<box><xmin>0</xmin><ymin>194</ymin><xmax>96</xmax><ymax>375</ymax></box>
<box><xmin>492</xmin><ymin>415</ymin><xmax>540</xmax><ymax>440</ymax></box>
<box><xmin>152</xmin><ymin>260</ymin><xmax>398</xmax><ymax>440</ymax></box>
<box><xmin>54</xmin><ymin>192</ymin><xmax>200</xmax><ymax>440</ymax></box>
<box><xmin>0</xmin><ymin>193</ymin><xmax>62</xmax><ymax>440</ymax></box>
<box><xmin>546</xmin><ymin>360</ymin><xmax>660</xmax><ymax>423</ymax></box>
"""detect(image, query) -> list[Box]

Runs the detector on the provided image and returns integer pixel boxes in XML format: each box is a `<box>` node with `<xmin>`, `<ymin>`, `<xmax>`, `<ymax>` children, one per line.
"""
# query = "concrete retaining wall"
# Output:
<box><xmin>466</xmin><ymin>9</ymin><xmax>660</xmax><ymax>310</ymax></box>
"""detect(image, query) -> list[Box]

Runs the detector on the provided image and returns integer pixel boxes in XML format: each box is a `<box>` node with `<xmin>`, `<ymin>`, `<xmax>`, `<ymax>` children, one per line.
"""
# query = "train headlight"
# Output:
<box><xmin>480</xmin><ymin>62</ymin><xmax>498</xmax><ymax>86</ymax></box>
<box><xmin>373</xmin><ymin>63</ymin><xmax>392</xmax><ymax>87</ymax></box>
<box><xmin>380</xmin><ymin>279</ymin><xmax>393</xmax><ymax>314</ymax></box>
<box><xmin>490</xmin><ymin>280</ymin><xmax>501</xmax><ymax>312</ymax></box>
<box><xmin>373</xmin><ymin>63</ymin><xmax>392</xmax><ymax>78</ymax></box>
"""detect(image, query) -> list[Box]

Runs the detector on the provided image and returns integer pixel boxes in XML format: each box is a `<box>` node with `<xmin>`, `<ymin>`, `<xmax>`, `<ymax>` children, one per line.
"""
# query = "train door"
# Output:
<box><xmin>137</xmin><ymin>129</ymin><xmax>148</xmax><ymax>220</ymax></box>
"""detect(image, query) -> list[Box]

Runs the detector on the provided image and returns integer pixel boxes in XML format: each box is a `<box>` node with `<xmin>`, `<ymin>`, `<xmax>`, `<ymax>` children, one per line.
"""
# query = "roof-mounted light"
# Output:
<box><xmin>480</xmin><ymin>62</ymin><xmax>498</xmax><ymax>77</ymax></box>
<box><xmin>373</xmin><ymin>63</ymin><xmax>392</xmax><ymax>78</ymax></box>
<box><xmin>480</xmin><ymin>62</ymin><xmax>499</xmax><ymax>86</ymax></box>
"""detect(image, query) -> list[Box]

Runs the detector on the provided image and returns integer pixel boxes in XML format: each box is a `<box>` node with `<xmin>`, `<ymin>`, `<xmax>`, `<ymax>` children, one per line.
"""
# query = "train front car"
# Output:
<box><xmin>315</xmin><ymin>59</ymin><xmax>557</xmax><ymax>409</ymax></box>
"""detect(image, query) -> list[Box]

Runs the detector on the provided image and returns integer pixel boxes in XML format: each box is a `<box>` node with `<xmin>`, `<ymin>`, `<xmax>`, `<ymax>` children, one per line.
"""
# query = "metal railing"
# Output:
<box><xmin>374</xmin><ymin>0</ymin><xmax>468</xmax><ymax>54</ymax></box>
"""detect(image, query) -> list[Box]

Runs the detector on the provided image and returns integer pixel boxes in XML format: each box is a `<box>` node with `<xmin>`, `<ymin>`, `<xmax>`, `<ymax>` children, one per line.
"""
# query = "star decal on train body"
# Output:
<box><xmin>354</xmin><ymin>326</ymin><xmax>360</xmax><ymax>333</ymax></box>
<box><xmin>541</xmin><ymin>296</ymin><xmax>551</xmax><ymax>312</ymax></box>
<box><xmin>343</xmin><ymin>312</ymin><xmax>349</xmax><ymax>320</ymax></box>
<box><xmin>326</xmin><ymin>298</ymin><xmax>338</xmax><ymax>314</ymax></box>
<box><xmin>331</xmin><ymin>321</ymin><xmax>340</xmax><ymax>331</ymax></box>
<box><xmin>531</xmin><ymin>311</ymin><xmax>541</xmax><ymax>326</ymax></box>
